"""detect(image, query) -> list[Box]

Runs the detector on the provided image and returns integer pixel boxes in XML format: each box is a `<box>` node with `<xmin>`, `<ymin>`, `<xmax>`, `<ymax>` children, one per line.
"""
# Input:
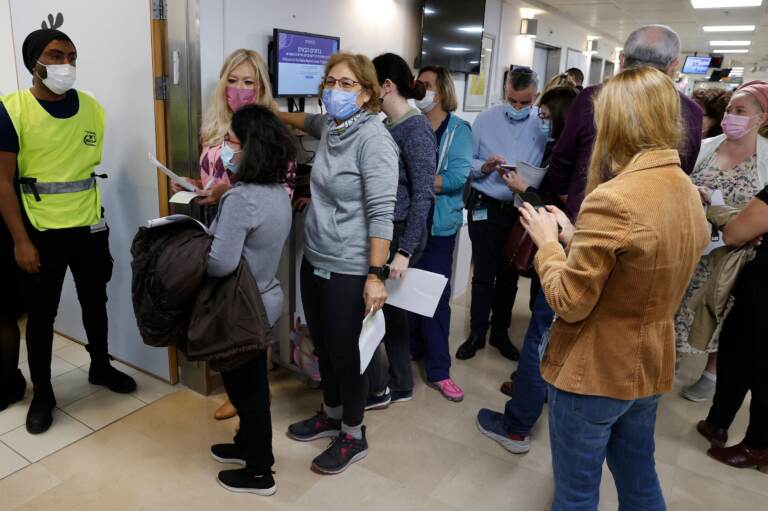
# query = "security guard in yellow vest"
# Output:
<box><xmin>0</xmin><ymin>29</ymin><xmax>135</xmax><ymax>435</ymax></box>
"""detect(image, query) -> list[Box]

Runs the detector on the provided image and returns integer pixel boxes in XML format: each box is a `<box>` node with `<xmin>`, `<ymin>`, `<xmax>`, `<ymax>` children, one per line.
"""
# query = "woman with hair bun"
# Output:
<box><xmin>364</xmin><ymin>53</ymin><xmax>436</xmax><ymax>409</ymax></box>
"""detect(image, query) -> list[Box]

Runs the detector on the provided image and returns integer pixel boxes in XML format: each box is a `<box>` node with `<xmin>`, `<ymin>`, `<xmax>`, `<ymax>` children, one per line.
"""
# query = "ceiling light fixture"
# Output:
<box><xmin>712</xmin><ymin>48</ymin><xmax>750</xmax><ymax>53</ymax></box>
<box><xmin>702</xmin><ymin>25</ymin><xmax>756</xmax><ymax>32</ymax></box>
<box><xmin>709</xmin><ymin>40</ymin><xmax>751</xmax><ymax>45</ymax></box>
<box><xmin>691</xmin><ymin>0</ymin><xmax>762</xmax><ymax>8</ymax></box>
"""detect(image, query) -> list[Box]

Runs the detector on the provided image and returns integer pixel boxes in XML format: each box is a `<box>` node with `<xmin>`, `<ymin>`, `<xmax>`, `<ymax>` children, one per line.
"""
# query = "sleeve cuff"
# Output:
<box><xmin>368</xmin><ymin>222</ymin><xmax>393</xmax><ymax>241</ymax></box>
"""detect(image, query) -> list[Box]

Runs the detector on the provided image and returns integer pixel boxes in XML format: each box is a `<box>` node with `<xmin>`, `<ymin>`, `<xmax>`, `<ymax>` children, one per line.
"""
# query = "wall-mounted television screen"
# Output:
<box><xmin>418</xmin><ymin>0</ymin><xmax>487</xmax><ymax>74</ymax></box>
<box><xmin>272</xmin><ymin>29</ymin><xmax>340</xmax><ymax>97</ymax></box>
<box><xmin>682</xmin><ymin>56</ymin><xmax>712</xmax><ymax>75</ymax></box>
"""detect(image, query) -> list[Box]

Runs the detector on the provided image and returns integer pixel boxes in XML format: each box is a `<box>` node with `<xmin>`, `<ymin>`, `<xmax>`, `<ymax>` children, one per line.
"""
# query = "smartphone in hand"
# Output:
<box><xmin>518</xmin><ymin>191</ymin><xmax>546</xmax><ymax>209</ymax></box>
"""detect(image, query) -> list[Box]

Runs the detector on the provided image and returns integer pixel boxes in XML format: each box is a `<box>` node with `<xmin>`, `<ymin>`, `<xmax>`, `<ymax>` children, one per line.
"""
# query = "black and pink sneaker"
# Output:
<box><xmin>287</xmin><ymin>411</ymin><xmax>341</xmax><ymax>442</ymax></box>
<box><xmin>312</xmin><ymin>427</ymin><xmax>369</xmax><ymax>474</ymax></box>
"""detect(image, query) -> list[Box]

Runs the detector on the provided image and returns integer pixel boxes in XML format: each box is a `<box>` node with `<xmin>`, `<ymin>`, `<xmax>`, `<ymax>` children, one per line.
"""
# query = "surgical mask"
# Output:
<box><xmin>721</xmin><ymin>113</ymin><xmax>758</xmax><ymax>140</ymax></box>
<box><xmin>322</xmin><ymin>89</ymin><xmax>361</xmax><ymax>121</ymax></box>
<box><xmin>226</xmin><ymin>86</ymin><xmax>256</xmax><ymax>112</ymax></box>
<box><xmin>37</xmin><ymin>61</ymin><xmax>76</xmax><ymax>95</ymax></box>
<box><xmin>539</xmin><ymin>118</ymin><xmax>552</xmax><ymax>138</ymax></box>
<box><xmin>416</xmin><ymin>90</ymin><xmax>438</xmax><ymax>113</ymax></box>
<box><xmin>220</xmin><ymin>142</ymin><xmax>241</xmax><ymax>173</ymax></box>
<box><xmin>505</xmin><ymin>104</ymin><xmax>531</xmax><ymax>122</ymax></box>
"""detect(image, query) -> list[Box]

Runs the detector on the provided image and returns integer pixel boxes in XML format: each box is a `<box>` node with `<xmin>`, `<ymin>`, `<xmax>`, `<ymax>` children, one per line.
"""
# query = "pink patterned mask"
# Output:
<box><xmin>226</xmin><ymin>86</ymin><xmax>256</xmax><ymax>112</ymax></box>
<box><xmin>721</xmin><ymin>113</ymin><xmax>757</xmax><ymax>140</ymax></box>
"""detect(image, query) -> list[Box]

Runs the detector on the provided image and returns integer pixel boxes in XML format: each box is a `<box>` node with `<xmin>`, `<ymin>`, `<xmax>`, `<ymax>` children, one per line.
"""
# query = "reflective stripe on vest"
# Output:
<box><xmin>1</xmin><ymin>89</ymin><xmax>105</xmax><ymax>231</ymax></box>
<box><xmin>20</xmin><ymin>176</ymin><xmax>97</xmax><ymax>201</ymax></box>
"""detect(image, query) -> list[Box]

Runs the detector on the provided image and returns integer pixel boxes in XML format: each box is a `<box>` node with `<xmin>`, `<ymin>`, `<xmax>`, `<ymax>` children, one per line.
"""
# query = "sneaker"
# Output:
<box><xmin>217</xmin><ymin>468</ymin><xmax>276</xmax><ymax>496</ymax></box>
<box><xmin>365</xmin><ymin>388</ymin><xmax>391</xmax><ymax>410</ymax></box>
<box><xmin>680</xmin><ymin>374</ymin><xmax>716</xmax><ymax>403</ymax></box>
<box><xmin>89</xmin><ymin>363</ymin><xmax>137</xmax><ymax>394</ymax></box>
<box><xmin>476</xmin><ymin>408</ymin><xmax>530</xmax><ymax>454</ymax></box>
<box><xmin>287</xmin><ymin>411</ymin><xmax>341</xmax><ymax>441</ymax></box>
<box><xmin>210</xmin><ymin>443</ymin><xmax>246</xmax><ymax>466</ymax></box>
<box><xmin>391</xmin><ymin>389</ymin><xmax>413</xmax><ymax>403</ymax></box>
<box><xmin>429</xmin><ymin>379</ymin><xmax>464</xmax><ymax>402</ymax></box>
<box><xmin>312</xmin><ymin>428</ymin><xmax>368</xmax><ymax>474</ymax></box>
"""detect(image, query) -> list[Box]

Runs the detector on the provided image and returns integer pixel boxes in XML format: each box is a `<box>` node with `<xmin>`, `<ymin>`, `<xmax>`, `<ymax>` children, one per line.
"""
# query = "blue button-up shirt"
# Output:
<box><xmin>469</xmin><ymin>104</ymin><xmax>547</xmax><ymax>202</ymax></box>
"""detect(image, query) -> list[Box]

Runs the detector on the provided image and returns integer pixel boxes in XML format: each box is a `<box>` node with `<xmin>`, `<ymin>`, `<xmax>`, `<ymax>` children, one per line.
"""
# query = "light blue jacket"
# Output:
<box><xmin>432</xmin><ymin>113</ymin><xmax>472</xmax><ymax>236</ymax></box>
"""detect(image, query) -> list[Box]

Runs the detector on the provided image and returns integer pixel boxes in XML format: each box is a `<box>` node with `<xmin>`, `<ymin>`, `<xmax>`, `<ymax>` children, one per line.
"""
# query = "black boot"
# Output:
<box><xmin>26</xmin><ymin>382</ymin><xmax>56</xmax><ymax>434</ymax></box>
<box><xmin>489</xmin><ymin>331</ymin><xmax>520</xmax><ymax>361</ymax></box>
<box><xmin>89</xmin><ymin>361</ymin><xmax>137</xmax><ymax>394</ymax></box>
<box><xmin>0</xmin><ymin>369</ymin><xmax>26</xmax><ymax>412</ymax></box>
<box><xmin>456</xmin><ymin>332</ymin><xmax>486</xmax><ymax>360</ymax></box>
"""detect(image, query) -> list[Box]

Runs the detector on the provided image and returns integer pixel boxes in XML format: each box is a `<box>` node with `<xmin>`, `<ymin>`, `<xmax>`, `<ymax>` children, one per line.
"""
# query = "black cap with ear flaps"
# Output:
<box><xmin>21</xmin><ymin>28</ymin><xmax>73</xmax><ymax>74</ymax></box>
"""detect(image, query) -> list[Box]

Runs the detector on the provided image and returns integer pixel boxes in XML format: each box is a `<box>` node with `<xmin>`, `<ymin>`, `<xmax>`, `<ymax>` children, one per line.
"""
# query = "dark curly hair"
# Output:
<box><xmin>692</xmin><ymin>88</ymin><xmax>731</xmax><ymax>138</ymax></box>
<box><xmin>230</xmin><ymin>104</ymin><xmax>296</xmax><ymax>185</ymax></box>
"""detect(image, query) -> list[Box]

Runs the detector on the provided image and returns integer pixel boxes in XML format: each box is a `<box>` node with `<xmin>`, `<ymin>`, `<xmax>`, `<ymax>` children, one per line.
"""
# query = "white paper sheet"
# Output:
<box><xmin>148</xmin><ymin>153</ymin><xmax>197</xmax><ymax>192</ymax></box>
<box><xmin>385</xmin><ymin>268</ymin><xmax>448</xmax><ymax>318</ymax></box>
<box><xmin>703</xmin><ymin>189</ymin><xmax>726</xmax><ymax>256</ymax></box>
<box><xmin>359</xmin><ymin>310</ymin><xmax>385</xmax><ymax>374</ymax></box>
<box><xmin>515</xmin><ymin>161</ymin><xmax>548</xmax><ymax>189</ymax></box>
<box><xmin>169</xmin><ymin>191</ymin><xmax>200</xmax><ymax>204</ymax></box>
<box><xmin>146</xmin><ymin>214</ymin><xmax>210</xmax><ymax>234</ymax></box>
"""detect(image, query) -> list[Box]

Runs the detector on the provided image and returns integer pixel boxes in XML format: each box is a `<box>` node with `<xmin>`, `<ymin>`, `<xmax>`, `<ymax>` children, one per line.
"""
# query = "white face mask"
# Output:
<box><xmin>416</xmin><ymin>90</ymin><xmax>438</xmax><ymax>113</ymax></box>
<box><xmin>37</xmin><ymin>61</ymin><xmax>76</xmax><ymax>95</ymax></box>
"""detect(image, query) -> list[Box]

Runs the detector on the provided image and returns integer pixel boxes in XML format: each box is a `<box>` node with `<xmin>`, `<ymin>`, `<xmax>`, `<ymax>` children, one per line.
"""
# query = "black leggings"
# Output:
<box><xmin>0</xmin><ymin>316</ymin><xmax>21</xmax><ymax>389</ymax></box>
<box><xmin>706</xmin><ymin>298</ymin><xmax>768</xmax><ymax>448</ymax></box>
<box><xmin>221</xmin><ymin>351</ymin><xmax>274</xmax><ymax>473</ymax></box>
<box><xmin>300</xmin><ymin>258</ymin><xmax>368</xmax><ymax>427</ymax></box>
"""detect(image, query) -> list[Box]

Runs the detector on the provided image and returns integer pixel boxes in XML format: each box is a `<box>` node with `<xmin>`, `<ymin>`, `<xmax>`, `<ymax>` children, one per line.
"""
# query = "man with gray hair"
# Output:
<box><xmin>547</xmin><ymin>24</ymin><xmax>702</xmax><ymax>219</ymax></box>
<box><xmin>456</xmin><ymin>65</ymin><xmax>548</xmax><ymax>362</ymax></box>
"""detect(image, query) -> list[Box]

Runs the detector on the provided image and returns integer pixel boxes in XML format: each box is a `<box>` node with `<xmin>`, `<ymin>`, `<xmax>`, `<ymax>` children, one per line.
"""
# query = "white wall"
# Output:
<box><xmin>0</xmin><ymin>0</ymin><xmax>18</xmax><ymax>94</ymax></box>
<box><xmin>9</xmin><ymin>1</ymin><xmax>169</xmax><ymax>379</ymax></box>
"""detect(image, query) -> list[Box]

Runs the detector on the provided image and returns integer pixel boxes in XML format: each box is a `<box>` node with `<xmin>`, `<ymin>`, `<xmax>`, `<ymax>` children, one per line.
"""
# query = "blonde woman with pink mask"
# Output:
<box><xmin>172</xmin><ymin>49</ymin><xmax>295</xmax><ymax>421</ymax></box>
<box><xmin>676</xmin><ymin>80</ymin><xmax>768</xmax><ymax>403</ymax></box>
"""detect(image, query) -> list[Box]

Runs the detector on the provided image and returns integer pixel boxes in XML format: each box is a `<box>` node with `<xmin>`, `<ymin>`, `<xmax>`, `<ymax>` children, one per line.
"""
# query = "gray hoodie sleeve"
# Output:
<box><xmin>359</xmin><ymin>133</ymin><xmax>399</xmax><ymax>240</ymax></box>
<box><xmin>304</xmin><ymin>114</ymin><xmax>326</xmax><ymax>140</ymax></box>
<box><xmin>207</xmin><ymin>191</ymin><xmax>251</xmax><ymax>277</ymax></box>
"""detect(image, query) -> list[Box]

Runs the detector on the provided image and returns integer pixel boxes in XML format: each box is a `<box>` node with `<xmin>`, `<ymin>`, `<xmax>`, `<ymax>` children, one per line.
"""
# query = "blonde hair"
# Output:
<box><xmin>587</xmin><ymin>67</ymin><xmax>681</xmax><ymax>194</ymax></box>
<box><xmin>200</xmin><ymin>49</ymin><xmax>274</xmax><ymax>147</ymax></box>
<box><xmin>542</xmin><ymin>73</ymin><xmax>577</xmax><ymax>95</ymax></box>
<box><xmin>321</xmin><ymin>52</ymin><xmax>381</xmax><ymax>114</ymax></box>
<box><xmin>418</xmin><ymin>65</ymin><xmax>458</xmax><ymax>112</ymax></box>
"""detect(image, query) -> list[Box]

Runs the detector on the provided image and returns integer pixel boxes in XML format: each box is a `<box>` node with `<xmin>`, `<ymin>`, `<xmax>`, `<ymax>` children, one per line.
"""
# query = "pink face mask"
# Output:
<box><xmin>226</xmin><ymin>86</ymin><xmax>256</xmax><ymax>112</ymax></box>
<box><xmin>721</xmin><ymin>113</ymin><xmax>757</xmax><ymax>140</ymax></box>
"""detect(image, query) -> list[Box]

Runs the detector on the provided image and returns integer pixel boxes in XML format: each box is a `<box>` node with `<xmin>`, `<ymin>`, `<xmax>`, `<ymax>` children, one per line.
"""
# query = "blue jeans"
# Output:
<box><xmin>503</xmin><ymin>289</ymin><xmax>554</xmax><ymax>435</ymax></box>
<box><xmin>548</xmin><ymin>385</ymin><xmax>666</xmax><ymax>511</ymax></box>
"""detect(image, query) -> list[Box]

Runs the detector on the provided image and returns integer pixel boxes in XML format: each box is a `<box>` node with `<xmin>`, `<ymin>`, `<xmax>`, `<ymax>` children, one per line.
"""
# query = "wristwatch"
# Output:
<box><xmin>396</xmin><ymin>248</ymin><xmax>412</xmax><ymax>259</ymax></box>
<box><xmin>368</xmin><ymin>265</ymin><xmax>390</xmax><ymax>281</ymax></box>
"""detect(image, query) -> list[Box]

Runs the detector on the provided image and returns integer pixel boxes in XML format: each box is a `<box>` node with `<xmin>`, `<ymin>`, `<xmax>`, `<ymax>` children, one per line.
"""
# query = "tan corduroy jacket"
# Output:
<box><xmin>537</xmin><ymin>150</ymin><xmax>710</xmax><ymax>400</ymax></box>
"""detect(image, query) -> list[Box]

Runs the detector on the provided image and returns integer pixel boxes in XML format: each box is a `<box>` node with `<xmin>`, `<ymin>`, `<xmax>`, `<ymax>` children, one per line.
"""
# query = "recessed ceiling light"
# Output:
<box><xmin>443</xmin><ymin>46</ymin><xmax>471</xmax><ymax>52</ymax></box>
<box><xmin>702</xmin><ymin>25</ymin><xmax>756</xmax><ymax>32</ymax></box>
<box><xmin>458</xmin><ymin>26</ymin><xmax>484</xmax><ymax>33</ymax></box>
<box><xmin>712</xmin><ymin>48</ymin><xmax>750</xmax><ymax>53</ymax></box>
<box><xmin>709</xmin><ymin>40</ymin><xmax>751</xmax><ymax>45</ymax></box>
<box><xmin>692</xmin><ymin>0</ymin><xmax>762</xmax><ymax>7</ymax></box>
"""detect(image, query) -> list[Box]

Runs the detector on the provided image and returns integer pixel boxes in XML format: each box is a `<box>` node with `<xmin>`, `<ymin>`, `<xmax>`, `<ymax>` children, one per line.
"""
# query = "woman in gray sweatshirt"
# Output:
<box><xmin>279</xmin><ymin>53</ymin><xmax>399</xmax><ymax>475</ymax></box>
<box><xmin>205</xmin><ymin>105</ymin><xmax>293</xmax><ymax>496</ymax></box>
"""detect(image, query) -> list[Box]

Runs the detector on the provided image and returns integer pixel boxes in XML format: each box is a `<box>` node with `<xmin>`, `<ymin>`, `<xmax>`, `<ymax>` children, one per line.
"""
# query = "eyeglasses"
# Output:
<box><xmin>324</xmin><ymin>77</ymin><xmax>360</xmax><ymax>90</ymax></box>
<box><xmin>537</xmin><ymin>112</ymin><xmax>550</xmax><ymax>120</ymax></box>
<box><xmin>223</xmin><ymin>134</ymin><xmax>241</xmax><ymax>147</ymax></box>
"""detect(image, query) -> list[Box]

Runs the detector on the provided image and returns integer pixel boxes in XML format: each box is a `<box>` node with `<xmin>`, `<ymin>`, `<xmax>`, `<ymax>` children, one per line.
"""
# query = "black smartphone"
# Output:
<box><xmin>518</xmin><ymin>191</ymin><xmax>546</xmax><ymax>210</ymax></box>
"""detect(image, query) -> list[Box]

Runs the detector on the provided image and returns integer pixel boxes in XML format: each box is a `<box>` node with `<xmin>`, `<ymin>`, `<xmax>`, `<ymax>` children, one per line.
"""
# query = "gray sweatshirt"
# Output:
<box><xmin>303</xmin><ymin>112</ymin><xmax>399</xmax><ymax>275</ymax></box>
<box><xmin>207</xmin><ymin>182</ymin><xmax>292</xmax><ymax>326</ymax></box>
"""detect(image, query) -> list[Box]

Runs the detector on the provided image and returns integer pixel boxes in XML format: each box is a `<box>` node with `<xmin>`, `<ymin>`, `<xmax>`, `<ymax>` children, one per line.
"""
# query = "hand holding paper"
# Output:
<box><xmin>358</xmin><ymin>309</ymin><xmax>385</xmax><ymax>374</ymax></box>
<box><xmin>148</xmin><ymin>153</ymin><xmax>198</xmax><ymax>193</ymax></box>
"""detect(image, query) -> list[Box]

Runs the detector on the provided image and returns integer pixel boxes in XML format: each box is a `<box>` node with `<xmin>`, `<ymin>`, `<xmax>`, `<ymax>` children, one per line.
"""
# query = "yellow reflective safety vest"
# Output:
<box><xmin>1</xmin><ymin>89</ymin><xmax>105</xmax><ymax>231</ymax></box>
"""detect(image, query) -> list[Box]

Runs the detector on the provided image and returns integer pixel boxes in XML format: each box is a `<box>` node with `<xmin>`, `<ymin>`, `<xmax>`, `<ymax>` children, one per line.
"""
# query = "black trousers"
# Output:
<box><xmin>221</xmin><ymin>351</ymin><xmax>274</xmax><ymax>473</ymax></box>
<box><xmin>23</xmin><ymin>227</ymin><xmax>113</xmax><ymax>386</ymax></box>
<box><xmin>300</xmin><ymin>258</ymin><xmax>368</xmax><ymax>427</ymax></box>
<box><xmin>706</xmin><ymin>297</ymin><xmax>768</xmax><ymax>448</ymax></box>
<box><xmin>467</xmin><ymin>200</ymin><xmax>524</xmax><ymax>337</ymax></box>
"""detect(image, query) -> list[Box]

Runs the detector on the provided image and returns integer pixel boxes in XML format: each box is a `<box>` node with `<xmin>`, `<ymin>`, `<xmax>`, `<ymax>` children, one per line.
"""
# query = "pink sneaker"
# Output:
<box><xmin>430</xmin><ymin>379</ymin><xmax>464</xmax><ymax>402</ymax></box>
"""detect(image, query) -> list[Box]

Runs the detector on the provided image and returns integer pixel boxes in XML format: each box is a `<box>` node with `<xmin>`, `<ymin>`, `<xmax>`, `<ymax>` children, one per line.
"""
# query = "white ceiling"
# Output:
<box><xmin>527</xmin><ymin>0</ymin><xmax>768</xmax><ymax>67</ymax></box>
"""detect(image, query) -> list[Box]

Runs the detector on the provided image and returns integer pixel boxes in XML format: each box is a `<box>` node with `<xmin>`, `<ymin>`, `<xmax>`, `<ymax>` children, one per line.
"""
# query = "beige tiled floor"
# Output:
<box><xmin>0</xmin><ymin>335</ymin><xmax>177</xmax><ymax>479</ymax></box>
<box><xmin>1</xmin><ymin>286</ymin><xmax>766</xmax><ymax>510</ymax></box>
